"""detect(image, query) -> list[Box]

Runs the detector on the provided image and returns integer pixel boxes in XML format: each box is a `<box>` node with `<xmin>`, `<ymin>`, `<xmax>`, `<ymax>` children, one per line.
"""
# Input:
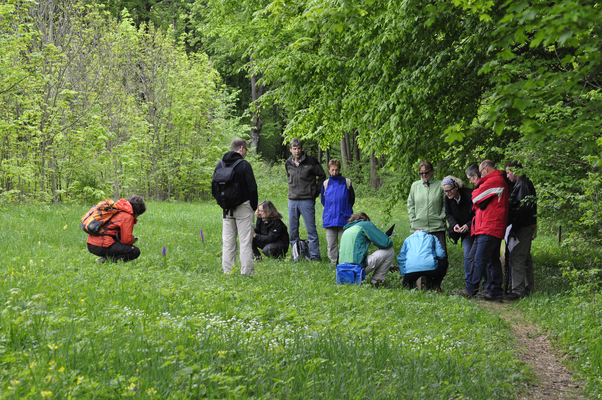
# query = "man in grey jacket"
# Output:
<box><xmin>285</xmin><ymin>139</ymin><xmax>326</xmax><ymax>261</ymax></box>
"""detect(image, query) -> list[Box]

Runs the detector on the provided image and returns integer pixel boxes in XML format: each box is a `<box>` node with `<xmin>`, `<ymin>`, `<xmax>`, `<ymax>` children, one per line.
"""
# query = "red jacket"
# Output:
<box><xmin>471</xmin><ymin>169</ymin><xmax>509</xmax><ymax>239</ymax></box>
<box><xmin>87</xmin><ymin>199</ymin><xmax>137</xmax><ymax>247</ymax></box>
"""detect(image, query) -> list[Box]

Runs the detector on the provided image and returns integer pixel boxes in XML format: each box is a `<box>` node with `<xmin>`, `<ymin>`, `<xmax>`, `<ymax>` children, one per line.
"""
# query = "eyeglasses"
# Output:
<box><xmin>419</xmin><ymin>170</ymin><xmax>432</xmax><ymax>176</ymax></box>
<box><xmin>443</xmin><ymin>188</ymin><xmax>455</xmax><ymax>193</ymax></box>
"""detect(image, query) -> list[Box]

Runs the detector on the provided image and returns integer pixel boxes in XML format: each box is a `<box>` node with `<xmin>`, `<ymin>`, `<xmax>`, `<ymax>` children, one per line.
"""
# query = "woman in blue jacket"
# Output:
<box><xmin>321</xmin><ymin>159</ymin><xmax>355</xmax><ymax>265</ymax></box>
<box><xmin>398</xmin><ymin>230</ymin><xmax>446</xmax><ymax>290</ymax></box>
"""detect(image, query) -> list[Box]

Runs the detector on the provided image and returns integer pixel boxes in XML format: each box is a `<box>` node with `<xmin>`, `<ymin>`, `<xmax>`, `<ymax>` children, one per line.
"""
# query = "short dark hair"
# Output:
<box><xmin>504</xmin><ymin>160</ymin><xmax>523</xmax><ymax>169</ymax></box>
<box><xmin>290</xmin><ymin>138</ymin><xmax>302</xmax><ymax>149</ymax></box>
<box><xmin>348</xmin><ymin>212</ymin><xmax>370</xmax><ymax>223</ymax></box>
<box><xmin>230</xmin><ymin>138</ymin><xmax>248</xmax><ymax>151</ymax></box>
<box><xmin>465</xmin><ymin>164</ymin><xmax>480</xmax><ymax>178</ymax></box>
<box><xmin>127</xmin><ymin>195</ymin><xmax>146</xmax><ymax>216</ymax></box>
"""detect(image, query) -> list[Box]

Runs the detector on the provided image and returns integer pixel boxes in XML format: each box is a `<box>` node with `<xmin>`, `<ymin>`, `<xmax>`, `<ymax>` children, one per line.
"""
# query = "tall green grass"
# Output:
<box><xmin>0</xmin><ymin>198</ymin><xmax>526</xmax><ymax>399</ymax></box>
<box><xmin>1</xmin><ymin>161</ymin><xmax>600</xmax><ymax>398</ymax></box>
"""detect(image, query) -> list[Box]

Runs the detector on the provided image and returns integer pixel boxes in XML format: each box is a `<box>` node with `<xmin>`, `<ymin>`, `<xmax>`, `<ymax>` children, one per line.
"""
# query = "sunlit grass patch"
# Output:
<box><xmin>0</xmin><ymin>201</ymin><xmax>529</xmax><ymax>398</ymax></box>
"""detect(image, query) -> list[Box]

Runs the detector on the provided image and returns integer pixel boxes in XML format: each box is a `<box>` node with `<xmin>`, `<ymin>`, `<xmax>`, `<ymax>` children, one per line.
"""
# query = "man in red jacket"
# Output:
<box><xmin>461</xmin><ymin>160</ymin><xmax>509</xmax><ymax>302</ymax></box>
<box><xmin>87</xmin><ymin>195</ymin><xmax>147</xmax><ymax>263</ymax></box>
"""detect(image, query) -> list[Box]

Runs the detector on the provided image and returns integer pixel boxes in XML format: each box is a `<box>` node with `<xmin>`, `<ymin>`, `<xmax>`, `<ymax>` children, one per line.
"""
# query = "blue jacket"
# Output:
<box><xmin>398</xmin><ymin>231</ymin><xmax>445</xmax><ymax>276</ymax></box>
<box><xmin>321</xmin><ymin>175</ymin><xmax>355</xmax><ymax>228</ymax></box>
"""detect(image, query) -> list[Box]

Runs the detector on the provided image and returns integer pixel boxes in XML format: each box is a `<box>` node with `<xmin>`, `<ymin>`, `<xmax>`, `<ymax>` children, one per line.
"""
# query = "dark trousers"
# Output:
<box><xmin>429</xmin><ymin>231</ymin><xmax>448</xmax><ymax>287</ymax></box>
<box><xmin>252</xmin><ymin>239</ymin><xmax>287</xmax><ymax>259</ymax></box>
<box><xmin>403</xmin><ymin>269</ymin><xmax>445</xmax><ymax>289</ymax></box>
<box><xmin>87</xmin><ymin>242</ymin><xmax>140</xmax><ymax>262</ymax></box>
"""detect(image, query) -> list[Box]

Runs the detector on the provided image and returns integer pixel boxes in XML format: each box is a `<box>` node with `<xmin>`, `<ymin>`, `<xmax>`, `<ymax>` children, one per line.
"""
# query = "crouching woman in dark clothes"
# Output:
<box><xmin>253</xmin><ymin>200</ymin><xmax>289</xmax><ymax>260</ymax></box>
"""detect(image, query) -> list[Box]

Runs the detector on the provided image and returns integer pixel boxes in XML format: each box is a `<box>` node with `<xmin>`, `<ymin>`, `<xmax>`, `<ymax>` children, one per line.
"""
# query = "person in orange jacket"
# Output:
<box><xmin>87</xmin><ymin>195</ymin><xmax>147</xmax><ymax>263</ymax></box>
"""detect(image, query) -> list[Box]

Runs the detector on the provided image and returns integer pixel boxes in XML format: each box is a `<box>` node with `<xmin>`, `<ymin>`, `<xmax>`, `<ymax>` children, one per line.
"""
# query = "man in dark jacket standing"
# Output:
<box><xmin>286</xmin><ymin>139</ymin><xmax>326</xmax><ymax>261</ymax></box>
<box><xmin>504</xmin><ymin>161</ymin><xmax>537</xmax><ymax>300</ymax></box>
<box><xmin>214</xmin><ymin>138</ymin><xmax>258</xmax><ymax>276</ymax></box>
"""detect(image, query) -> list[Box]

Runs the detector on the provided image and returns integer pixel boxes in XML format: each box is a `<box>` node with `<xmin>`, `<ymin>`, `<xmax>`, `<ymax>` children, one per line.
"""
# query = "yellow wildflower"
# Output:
<box><xmin>41</xmin><ymin>391</ymin><xmax>53</xmax><ymax>397</ymax></box>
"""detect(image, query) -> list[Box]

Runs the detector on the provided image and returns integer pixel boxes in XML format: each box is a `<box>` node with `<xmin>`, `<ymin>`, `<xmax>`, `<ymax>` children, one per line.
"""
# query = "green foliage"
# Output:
<box><xmin>0</xmin><ymin>0</ymin><xmax>243</xmax><ymax>203</ymax></box>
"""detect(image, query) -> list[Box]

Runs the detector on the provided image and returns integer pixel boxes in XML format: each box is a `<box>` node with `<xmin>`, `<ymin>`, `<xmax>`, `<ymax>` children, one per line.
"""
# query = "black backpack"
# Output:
<box><xmin>212</xmin><ymin>159</ymin><xmax>244</xmax><ymax>215</ymax></box>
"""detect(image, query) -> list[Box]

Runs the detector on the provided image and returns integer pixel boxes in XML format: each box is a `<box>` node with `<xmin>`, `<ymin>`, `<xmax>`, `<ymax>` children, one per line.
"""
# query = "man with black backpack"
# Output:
<box><xmin>212</xmin><ymin>138</ymin><xmax>258</xmax><ymax>276</ymax></box>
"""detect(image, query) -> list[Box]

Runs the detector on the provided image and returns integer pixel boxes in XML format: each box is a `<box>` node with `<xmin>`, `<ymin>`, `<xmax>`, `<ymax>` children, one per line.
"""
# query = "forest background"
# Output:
<box><xmin>2</xmin><ymin>1</ymin><xmax>602</xmax><ymax>277</ymax></box>
<box><xmin>2</xmin><ymin>0</ymin><xmax>602</xmax><ymax>397</ymax></box>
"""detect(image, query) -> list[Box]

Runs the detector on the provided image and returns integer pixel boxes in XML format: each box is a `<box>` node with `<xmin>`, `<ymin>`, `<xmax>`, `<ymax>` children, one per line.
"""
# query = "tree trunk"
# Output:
<box><xmin>318</xmin><ymin>147</ymin><xmax>323</xmax><ymax>164</ymax></box>
<box><xmin>325</xmin><ymin>147</ymin><xmax>330</xmax><ymax>167</ymax></box>
<box><xmin>353</xmin><ymin>130</ymin><xmax>360</xmax><ymax>164</ymax></box>
<box><xmin>370</xmin><ymin>152</ymin><xmax>381</xmax><ymax>189</ymax></box>
<box><xmin>340</xmin><ymin>134</ymin><xmax>349</xmax><ymax>171</ymax></box>
<box><xmin>250</xmin><ymin>73</ymin><xmax>264</xmax><ymax>153</ymax></box>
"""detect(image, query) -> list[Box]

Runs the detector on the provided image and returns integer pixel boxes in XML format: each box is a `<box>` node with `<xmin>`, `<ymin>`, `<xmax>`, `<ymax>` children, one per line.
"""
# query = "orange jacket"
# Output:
<box><xmin>86</xmin><ymin>199</ymin><xmax>137</xmax><ymax>247</ymax></box>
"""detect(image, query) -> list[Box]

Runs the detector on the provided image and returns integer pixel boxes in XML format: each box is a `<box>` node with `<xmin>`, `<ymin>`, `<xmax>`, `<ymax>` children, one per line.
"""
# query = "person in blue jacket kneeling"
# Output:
<box><xmin>398</xmin><ymin>230</ymin><xmax>446</xmax><ymax>291</ymax></box>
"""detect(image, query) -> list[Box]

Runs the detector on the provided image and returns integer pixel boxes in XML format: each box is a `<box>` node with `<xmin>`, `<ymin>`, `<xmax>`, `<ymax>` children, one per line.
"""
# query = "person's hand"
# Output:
<box><xmin>453</xmin><ymin>224</ymin><xmax>461</xmax><ymax>233</ymax></box>
<box><xmin>460</xmin><ymin>224</ymin><xmax>468</xmax><ymax>234</ymax></box>
<box><xmin>253</xmin><ymin>232</ymin><xmax>257</xmax><ymax>238</ymax></box>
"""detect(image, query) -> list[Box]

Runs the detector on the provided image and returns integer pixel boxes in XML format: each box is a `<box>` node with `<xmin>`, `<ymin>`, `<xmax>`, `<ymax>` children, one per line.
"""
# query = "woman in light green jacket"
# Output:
<box><xmin>406</xmin><ymin>160</ymin><xmax>448</xmax><ymax>291</ymax></box>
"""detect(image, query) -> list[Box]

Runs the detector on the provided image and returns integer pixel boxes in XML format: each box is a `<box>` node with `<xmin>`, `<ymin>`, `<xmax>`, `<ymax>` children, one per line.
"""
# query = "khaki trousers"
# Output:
<box><xmin>222</xmin><ymin>201</ymin><xmax>254</xmax><ymax>275</ymax></box>
<box><xmin>325</xmin><ymin>226</ymin><xmax>344</xmax><ymax>265</ymax></box>
<box><xmin>366</xmin><ymin>247</ymin><xmax>395</xmax><ymax>284</ymax></box>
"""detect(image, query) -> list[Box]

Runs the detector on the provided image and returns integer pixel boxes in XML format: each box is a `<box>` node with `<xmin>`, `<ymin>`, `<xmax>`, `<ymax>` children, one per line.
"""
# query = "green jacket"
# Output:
<box><xmin>339</xmin><ymin>220</ymin><xmax>393</xmax><ymax>265</ymax></box>
<box><xmin>407</xmin><ymin>177</ymin><xmax>446</xmax><ymax>232</ymax></box>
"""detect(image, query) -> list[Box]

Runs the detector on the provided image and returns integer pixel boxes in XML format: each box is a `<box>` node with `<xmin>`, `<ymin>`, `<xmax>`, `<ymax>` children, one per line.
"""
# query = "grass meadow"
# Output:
<box><xmin>0</xmin><ymin>162</ymin><xmax>601</xmax><ymax>399</ymax></box>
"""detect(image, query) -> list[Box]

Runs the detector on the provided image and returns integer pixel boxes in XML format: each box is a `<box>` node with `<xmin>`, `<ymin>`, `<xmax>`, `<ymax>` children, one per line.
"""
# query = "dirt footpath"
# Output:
<box><xmin>479</xmin><ymin>303</ymin><xmax>586</xmax><ymax>400</ymax></box>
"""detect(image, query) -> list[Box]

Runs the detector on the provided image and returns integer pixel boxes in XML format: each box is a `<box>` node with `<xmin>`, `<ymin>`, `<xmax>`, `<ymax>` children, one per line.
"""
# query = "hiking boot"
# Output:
<box><xmin>432</xmin><ymin>285</ymin><xmax>443</xmax><ymax>294</ymax></box>
<box><xmin>253</xmin><ymin>255</ymin><xmax>263</xmax><ymax>262</ymax></box>
<box><xmin>504</xmin><ymin>292</ymin><xmax>521</xmax><ymax>301</ymax></box>
<box><xmin>477</xmin><ymin>293</ymin><xmax>503</xmax><ymax>303</ymax></box>
<box><xmin>310</xmin><ymin>256</ymin><xmax>322</xmax><ymax>262</ymax></box>
<box><xmin>96</xmin><ymin>257</ymin><xmax>107</xmax><ymax>264</ymax></box>
<box><xmin>452</xmin><ymin>289</ymin><xmax>474</xmax><ymax>298</ymax></box>
<box><xmin>415</xmin><ymin>276</ymin><xmax>427</xmax><ymax>290</ymax></box>
<box><xmin>371</xmin><ymin>281</ymin><xmax>381</xmax><ymax>289</ymax></box>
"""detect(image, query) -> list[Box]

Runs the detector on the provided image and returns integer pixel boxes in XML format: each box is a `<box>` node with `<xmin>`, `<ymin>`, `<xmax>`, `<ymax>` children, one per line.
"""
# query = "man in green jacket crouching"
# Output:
<box><xmin>339</xmin><ymin>212</ymin><xmax>395</xmax><ymax>288</ymax></box>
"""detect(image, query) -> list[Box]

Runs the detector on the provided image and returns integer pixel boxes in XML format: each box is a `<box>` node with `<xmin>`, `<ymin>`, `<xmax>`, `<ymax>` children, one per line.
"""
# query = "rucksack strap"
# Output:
<box><xmin>323</xmin><ymin>178</ymin><xmax>351</xmax><ymax>189</ymax></box>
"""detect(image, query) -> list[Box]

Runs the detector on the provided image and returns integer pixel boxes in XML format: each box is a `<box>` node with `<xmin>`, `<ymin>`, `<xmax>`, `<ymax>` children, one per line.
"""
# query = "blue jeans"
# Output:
<box><xmin>465</xmin><ymin>234</ymin><xmax>503</xmax><ymax>297</ymax></box>
<box><xmin>462</xmin><ymin>235</ymin><xmax>475</xmax><ymax>282</ymax></box>
<box><xmin>288</xmin><ymin>199</ymin><xmax>320</xmax><ymax>259</ymax></box>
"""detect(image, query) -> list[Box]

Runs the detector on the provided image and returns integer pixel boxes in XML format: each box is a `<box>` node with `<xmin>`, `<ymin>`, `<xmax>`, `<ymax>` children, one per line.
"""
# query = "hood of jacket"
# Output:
<box><xmin>115</xmin><ymin>198</ymin><xmax>134</xmax><ymax>215</ymax></box>
<box><xmin>222</xmin><ymin>150</ymin><xmax>244</xmax><ymax>164</ymax></box>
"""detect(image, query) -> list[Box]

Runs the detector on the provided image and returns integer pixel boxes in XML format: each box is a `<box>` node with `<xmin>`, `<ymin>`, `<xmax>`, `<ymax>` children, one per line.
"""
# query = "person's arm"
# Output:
<box><xmin>314</xmin><ymin>163</ymin><xmax>327</xmax><ymax>199</ymax></box>
<box><xmin>255</xmin><ymin>220</ymin><xmax>286</xmax><ymax>247</ymax></box>
<box><xmin>397</xmin><ymin>242</ymin><xmax>407</xmax><ymax>276</ymax></box>
<box><xmin>365</xmin><ymin>223</ymin><xmax>393</xmax><ymax>249</ymax></box>
<box><xmin>433</xmin><ymin>236</ymin><xmax>446</xmax><ymax>259</ymax></box>
<box><xmin>245</xmin><ymin>162</ymin><xmax>258</xmax><ymax>211</ymax></box>
<box><xmin>119</xmin><ymin>214</ymin><xmax>136</xmax><ymax>245</ymax></box>
<box><xmin>407</xmin><ymin>184</ymin><xmax>416</xmax><ymax>229</ymax></box>
<box><xmin>445</xmin><ymin>198</ymin><xmax>460</xmax><ymax>230</ymax></box>
<box><xmin>348</xmin><ymin>183</ymin><xmax>355</xmax><ymax>207</ymax></box>
<box><xmin>320</xmin><ymin>181</ymin><xmax>326</xmax><ymax>206</ymax></box>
